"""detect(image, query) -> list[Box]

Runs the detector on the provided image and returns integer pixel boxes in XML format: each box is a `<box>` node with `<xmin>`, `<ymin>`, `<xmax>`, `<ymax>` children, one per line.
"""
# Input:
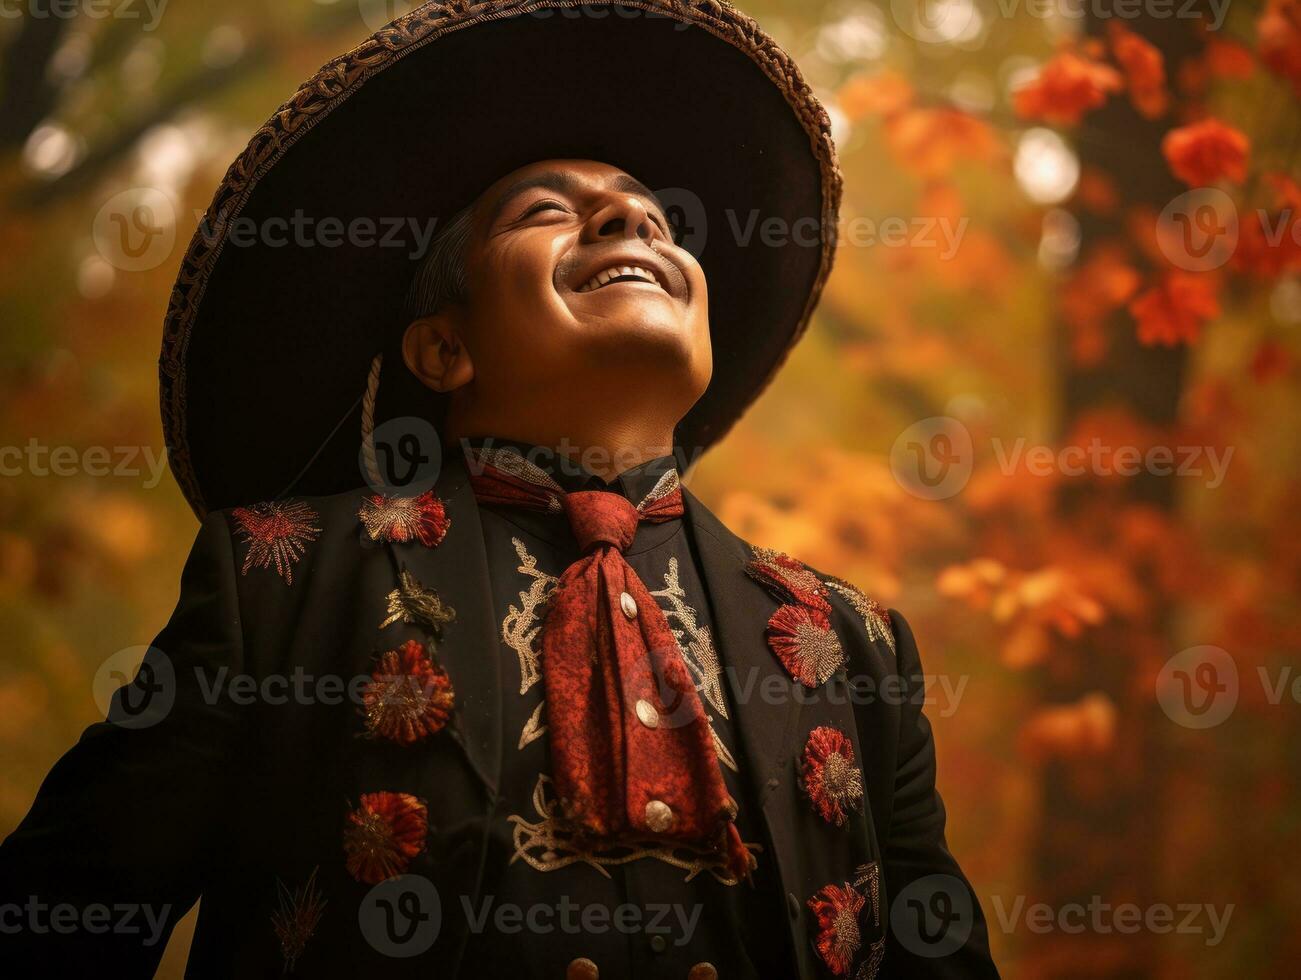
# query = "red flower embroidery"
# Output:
<box><xmin>801</xmin><ymin>727</ymin><xmax>865</xmax><ymax>827</ymax></box>
<box><xmin>342</xmin><ymin>792</ymin><xmax>428</xmax><ymax>884</ymax></box>
<box><xmin>362</xmin><ymin>640</ymin><xmax>455</xmax><ymax>745</ymax></box>
<box><xmin>746</xmin><ymin>547</ymin><xmax>831</xmax><ymax>612</ymax></box>
<box><xmin>270</xmin><ymin>867</ymin><xmax>326</xmax><ymax>973</ymax></box>
<box><xmin>358</xmin><ymin>491</ymin><xmax>450</xmax><ymax>547</ymax></box>
<box><xmin>231</xmin><ymin>501</ymin><xmax>321</xmax><ymax>584</ymax></box>
<box><xmin>808</xmin><ymin>882</ymin><xmax>865</xmax><ymax>976</ymax></box>
<box><xmin>767</xmin><ymin>603</ymin><xmax>845</xmax><ymax>688</ymax></box>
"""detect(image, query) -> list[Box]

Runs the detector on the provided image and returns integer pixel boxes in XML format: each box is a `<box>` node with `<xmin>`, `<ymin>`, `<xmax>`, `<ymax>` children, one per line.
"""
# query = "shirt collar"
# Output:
<box><xmin>461</xmin><ymin>437</ymin><xmax>680</xmax><ymax>507</ymax></box>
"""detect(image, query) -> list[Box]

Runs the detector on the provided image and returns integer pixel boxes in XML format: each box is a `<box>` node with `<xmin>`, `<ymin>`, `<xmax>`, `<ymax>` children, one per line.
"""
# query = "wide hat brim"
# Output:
<box><xmin>161</xmin><ymin>0</ymin><xmax>841</xmax><ymax>517</ymax></box>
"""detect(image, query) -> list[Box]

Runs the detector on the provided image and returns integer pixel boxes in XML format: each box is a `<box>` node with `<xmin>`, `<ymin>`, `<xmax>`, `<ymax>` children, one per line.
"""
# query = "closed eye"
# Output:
<box><xmin>518</xmin><ymin>199</ymin><xmax>570</xmax><ymax>220</ymax></box>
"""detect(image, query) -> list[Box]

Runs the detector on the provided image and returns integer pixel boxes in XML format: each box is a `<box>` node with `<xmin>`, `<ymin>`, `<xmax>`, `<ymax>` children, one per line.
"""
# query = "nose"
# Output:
<box><xmin>582</xmin><ymin>194</ymin><xmax>665</xmax><ymax>247</ymax></box>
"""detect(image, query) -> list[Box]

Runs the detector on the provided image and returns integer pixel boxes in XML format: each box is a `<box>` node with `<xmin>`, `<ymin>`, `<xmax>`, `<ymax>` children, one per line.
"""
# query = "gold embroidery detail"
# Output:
<box><xmin>635</xmin><ymin>469</ymin><xmax>680</xmax><ymax>511</ymax></box>
<box><xmin>507</xmin><ymin>775</ymin><xmax>760</xmax><ymax>885</ymax></box>
<box><xmin>380</xmin><ymin>569</ymin><xmax>456</xmax><ymax>633</ymax></box>
<box><xmin>502</xmin><ymin>537</ymin><xmax>558</xmax><ymax>694</ymax></box>
<box><xmin>857</xmin><ymin>936</ymin><xmax>887</xmax><ymax>980</ymax></box>
<box><xmin>270</xmin><ymin>866</ymin><xmax>326</xmax><ymax>974</ymax></box>
<box><xmin>827</xmin><ymin>578</ymin><xmax>896</xmax><ymax>655</ymax></box>
<box><xmin>749</xmin><ymin>545</ymin><xmax>827</xmax><ymax>603</ymax></box>
<box><xmin>518</xmin><ymin>702</ymin><xmax>546</xmax><ymax>750</ymax></box>
<box><xmin>651</xmin><ymin>557</ymin><xmax>738</xmax><ymax>772</ymax></box>
<box><xmin>232</xmin><ymin>501</ymin><xmax>321</xmax><ymax>585</ymax></box>
<box><xmin>854</xmin><ymin>860</ymin><xmax>882</xmax><ymax>928</ymax></box>
<box><xmin>470</xmin><ymin>446</ymin><xmax>564</xmax><ymax>512</ymax></box>
<box><xmin>652</xmin><ymin>557</ymin><xmax>728</xmax><ymax>720</ymax></box>
<box><xmin>711</xmin><ymin>725</ymin><xmax>739</xmax><ymax>774</ymax></box>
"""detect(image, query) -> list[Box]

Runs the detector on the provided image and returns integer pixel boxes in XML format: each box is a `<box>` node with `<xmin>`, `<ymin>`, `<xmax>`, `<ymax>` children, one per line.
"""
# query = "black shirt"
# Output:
<box><xmin>460</xmin><ymin>440</ymin><xmax>793</xmax><ymax>979</ymax></box>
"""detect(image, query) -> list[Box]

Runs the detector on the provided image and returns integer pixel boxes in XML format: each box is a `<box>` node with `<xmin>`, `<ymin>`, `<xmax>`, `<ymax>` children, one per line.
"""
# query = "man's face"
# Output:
<box><xmin>453</xmin><ymin>159</ymin><xmax>711</xmax><ymax>422</ymax></box>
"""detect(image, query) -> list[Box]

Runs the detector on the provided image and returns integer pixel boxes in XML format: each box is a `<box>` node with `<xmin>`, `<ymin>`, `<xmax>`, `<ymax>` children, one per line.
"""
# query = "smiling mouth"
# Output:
<box><xmin>575</xmin><ymin>265</ymin><xmax>663</xmax><ymax>293</ymax></box>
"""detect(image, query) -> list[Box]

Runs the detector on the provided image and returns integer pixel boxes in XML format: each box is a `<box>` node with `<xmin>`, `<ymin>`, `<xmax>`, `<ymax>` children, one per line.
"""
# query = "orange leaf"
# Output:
<box><xmin>1128</xmin><ymin>272</ymin><xmax>1220</xmax><ymax>346</ymax></box>
<box><xmin>1013</xmin><ymin>51</ymin><xmax>1123</xmax><ymax>126</ymax></box>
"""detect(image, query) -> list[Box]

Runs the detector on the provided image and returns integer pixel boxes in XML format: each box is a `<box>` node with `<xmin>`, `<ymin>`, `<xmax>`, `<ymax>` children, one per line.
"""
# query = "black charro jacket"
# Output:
<box><xmin>0</xmin><ymin>455</ymin><xmax>998</xmax><ymax>979</ymax></box>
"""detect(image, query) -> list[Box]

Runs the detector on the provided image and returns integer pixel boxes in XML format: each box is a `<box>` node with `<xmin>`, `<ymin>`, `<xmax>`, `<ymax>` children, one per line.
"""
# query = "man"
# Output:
<box><xmin>1</xmin><ymin>3</ymin><xmax>997</xmax><ymax>978</ymax></box>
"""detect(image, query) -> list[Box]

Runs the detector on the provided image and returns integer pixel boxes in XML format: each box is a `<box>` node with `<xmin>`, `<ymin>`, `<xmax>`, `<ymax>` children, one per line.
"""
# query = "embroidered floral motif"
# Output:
<box><xmin>362</xmin><ymin>639</ymin><xmax>455</xmax><ymax>745</ymax></box>
<box><xmin>854</xmin><ymin>861</ymin><xmax>882</xmax><ymax>929</ymax></box>
<box><xmin>826</xmin><ymin>578</ymin><xmax>896</xmax><ymax>655</ymax></box>
<box><xmin>380</xmin><ymin>569</ymin><xmax>456</xmax><ymax>633</ymax></box>
<box><xmin>507</xmin><ymin>775</ymin><xmax>760</xmax><ymax>886</ymax></box>
<box><xmin>808</xmin><ymin>882</ymin><xmax>865</xmax><ymax>976</ymax></box>
<box><xmin>650</xmin><ymin>557</ymin><xmax>738</xmax><ymax>772</ymax></box>
<box><xmin>767</xmin><ymin>603</ymin><xmax>846</xmax><ymax>687</ymax></box>
<box><xmin>746</xmin><ymin>546</ymin><xmax>831</xmax><ymax>612</ymax></box>
<box><xmin>502</xmin><ymin>537</ymin><xmax>557</xmax><ymax>695</ymax></box>
<box><xmin>342</xmin><ymin>792</ymin><xmax>428</xmax><ymax>885</ymax></box>
<box><xmin>651</xmin><ymin>557</ymin><xmax>728</xmax><ymax>720</ymax></box>
<box><xmin>358</xmin><ymin>490</ymin><xmax>450</xmax><ymax>547</ymax></box>
<box><xmin>518</xmin><ymin>702</ymin><xmax>546</xmax><ymax>750</ymax></box>
<box><xmin>270</xmin><ymin>866</ymin><xmax>326</xmax><ymax>973</ymax></box>
<box><xmin>857</xmin><ymin>936</ymin><xmax>887</xmax><ymax>980</ymax></box>
<box><xmin>801</xmin><ymin>727</ymin><xmax>865</xmax><ymax>826</ymax></box>
<box><xmin>231</xmin><ymin>501</ymin><xmax>321</xmax><ymax>584</ymax></box>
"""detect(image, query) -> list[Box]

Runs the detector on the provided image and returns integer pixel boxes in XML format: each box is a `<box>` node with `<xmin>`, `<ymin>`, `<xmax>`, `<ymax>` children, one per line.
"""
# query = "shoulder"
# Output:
<box><xmin>205</xmin><ymin>484</ymin><xmax>449</xmax><ymax>589</ymax></box>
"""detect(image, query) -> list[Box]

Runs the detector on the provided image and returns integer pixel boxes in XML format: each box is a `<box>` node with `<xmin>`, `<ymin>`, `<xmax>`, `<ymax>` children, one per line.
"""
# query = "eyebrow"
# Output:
<box><xmin>485</xmin><ymin>171</ymin><xmax>665</xmax><ymax>228</ymax></box>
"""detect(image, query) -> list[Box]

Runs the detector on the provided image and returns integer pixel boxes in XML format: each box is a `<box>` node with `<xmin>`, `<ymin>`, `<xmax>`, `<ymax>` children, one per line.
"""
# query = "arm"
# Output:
<box><xmin>882</xmin><ymin>610</ymin><xmax>1000</xmax><ymax>978</ymax></box>
<box><xmin>0</xmin><ymin>511</ymin><xmax>246</xmax><ymax>976</ymax></box>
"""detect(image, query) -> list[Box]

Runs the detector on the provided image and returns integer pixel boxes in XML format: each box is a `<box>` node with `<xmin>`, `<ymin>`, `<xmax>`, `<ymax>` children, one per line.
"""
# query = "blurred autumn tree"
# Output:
<box><xmin>1</xmin><ymin>1</ymin><xmax>1298</xmax><ymax>977</ymax></box>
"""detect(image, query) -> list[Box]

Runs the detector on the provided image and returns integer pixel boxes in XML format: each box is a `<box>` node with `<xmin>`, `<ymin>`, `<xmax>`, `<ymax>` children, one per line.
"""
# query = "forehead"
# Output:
<box><xmin>475</xmin><ymin>159</ymin><xmax>661</xmax><ymax>222</ymax></box>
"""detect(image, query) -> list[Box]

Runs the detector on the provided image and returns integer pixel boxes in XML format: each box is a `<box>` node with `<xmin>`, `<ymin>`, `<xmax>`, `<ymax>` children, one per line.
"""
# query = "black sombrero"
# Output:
<box><xmin>160</xmin><ymin>0</ymin><xmax>841</xmax><ymax>518</ymax></box>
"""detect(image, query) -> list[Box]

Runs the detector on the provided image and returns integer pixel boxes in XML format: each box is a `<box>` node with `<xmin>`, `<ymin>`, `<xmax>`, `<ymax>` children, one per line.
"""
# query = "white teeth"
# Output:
<box><xmin>577</xmin><ymin>265</ymin><xmax>660</xmax><ymax>292</ymax></box>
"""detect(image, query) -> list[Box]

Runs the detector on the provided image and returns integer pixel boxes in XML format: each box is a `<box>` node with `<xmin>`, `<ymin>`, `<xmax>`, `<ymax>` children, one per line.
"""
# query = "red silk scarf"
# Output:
<box><xmin>470</xmin><ymin>460</ymin><xmax>752</xmax><ymax>880</ymax></box>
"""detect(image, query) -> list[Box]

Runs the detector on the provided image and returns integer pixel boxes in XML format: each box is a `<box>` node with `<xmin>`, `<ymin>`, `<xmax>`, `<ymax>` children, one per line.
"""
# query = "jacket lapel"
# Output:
<box><xmin>378</xmin><ymin>453</ymin><xmax>503</xmax><ymax>798</ymax></box>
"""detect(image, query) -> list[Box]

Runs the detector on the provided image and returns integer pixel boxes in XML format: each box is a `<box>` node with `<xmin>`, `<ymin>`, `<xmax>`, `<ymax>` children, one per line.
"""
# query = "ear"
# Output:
<box><xmin>401</xmin><ymin>312</ymin><xmax>474</xmax><ymax>393</ymax></box>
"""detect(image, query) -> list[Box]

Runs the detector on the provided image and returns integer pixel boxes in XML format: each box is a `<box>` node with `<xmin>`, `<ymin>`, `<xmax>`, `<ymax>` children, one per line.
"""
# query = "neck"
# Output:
<box><xmin>449</xmin><ymin>419</ymin><xmax>678</xmax><ymax>482</ymax></box>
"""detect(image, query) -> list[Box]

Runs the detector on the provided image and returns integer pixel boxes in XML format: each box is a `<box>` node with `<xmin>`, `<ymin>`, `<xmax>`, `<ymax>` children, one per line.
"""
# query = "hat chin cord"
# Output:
<box><xmin>360</xmin><ymin>352</ymin><xmax>384</xmax><ymax>489</ymax></box>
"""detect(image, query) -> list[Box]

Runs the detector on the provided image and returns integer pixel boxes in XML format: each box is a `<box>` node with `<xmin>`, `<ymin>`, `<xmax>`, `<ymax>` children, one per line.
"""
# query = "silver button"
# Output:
<box><xmin>620</xmin><ymin>591</ymin><xmax>638</xmax><ymax>619</ymax></box>
<box><xmin>635</xmin><ymin>699</ymin><xmax>660</xmax><ymax>728</ymax></box>
<box><xmin>645</xmin><ymin>799</ymin><xmax>674</xmax><ymax>833</ymax></box>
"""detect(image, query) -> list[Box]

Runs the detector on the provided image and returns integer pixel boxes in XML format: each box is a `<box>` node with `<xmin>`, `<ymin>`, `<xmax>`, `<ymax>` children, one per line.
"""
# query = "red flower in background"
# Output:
<box><xmin>1258</xmin><ymin>0</ymin><xmax>1301</xmax><ymax>95</ymax></box>
<box><xmin>1205</xmin><ymin>38</ymin><xmax>1256</xmax><ymax>80</ymax></box>
<box><xmin>362</xmin><ymin>639</ymin><xmax>455</xmax><ymax>745</ymax></box>
<box><xmin>1129</xmin><ymin>272</ymin><xmax>1221</xmax><ymax>347</ymax></box>
<box><xmin>1162</xmin><ymin>119</ymin><xmax>1249</xmax><ymax>186</ymax></box>
<box><xmin>1108</xmin><ymin>22</ymin><xmax>1168</xmax><ymax>119</ymax></box>
<box><xmin>1013</xmin><ymin>51</ymin><xmax>1123</xmax><ymax>125</ymax></box>
<box><xmin>343</xmin><ymin>792</ymin><xmax>428</xmax><ymax>884</ymax></box>
<box><xmin>801</xmin><ymin>727</ymin><xmax>865</xmax><ymax>826</ymax></box>
<box><xmin>807</xmin><ymin>882</ymin><xmax>865</xmax><ymax>976</ymax></box>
